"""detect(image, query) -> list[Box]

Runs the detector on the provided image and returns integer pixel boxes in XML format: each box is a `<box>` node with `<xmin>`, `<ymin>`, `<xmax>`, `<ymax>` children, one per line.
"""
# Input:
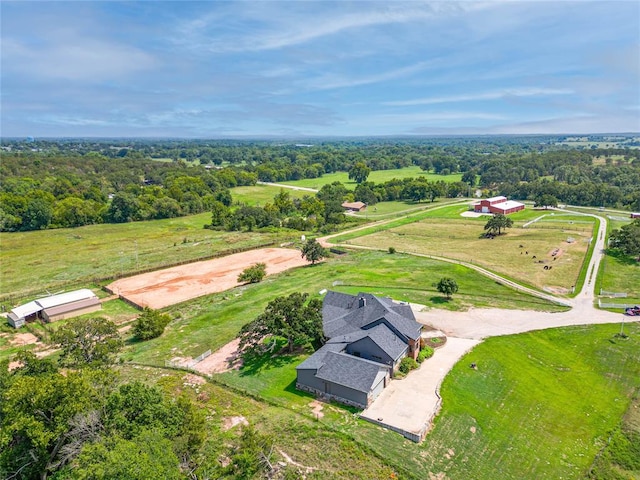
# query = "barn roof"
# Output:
<box><xmin>43</xmin><ymin>297</ymin><xmax>101</xmax><ymax>317</ymax></box>
<box><xmin>10</xmin><ymin>301</ymin><xmax>42</xmax><ymax>319</ymax></box>
<box><xmin>491</xmin><ymin>200</ymin><xmax>525</xmax><ymax>212</ymax></box>
<box><xmin>35</xmin><ymin>289</ymin><xmax>97</xmax><ymax>309</ymax></box>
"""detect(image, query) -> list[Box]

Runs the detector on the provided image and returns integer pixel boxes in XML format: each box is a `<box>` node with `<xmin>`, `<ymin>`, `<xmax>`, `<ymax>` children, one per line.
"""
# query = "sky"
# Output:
<box><xmin>1</xmin><ymin>1</ymin><xmax>639</xmax><ymax>138</ymax></box>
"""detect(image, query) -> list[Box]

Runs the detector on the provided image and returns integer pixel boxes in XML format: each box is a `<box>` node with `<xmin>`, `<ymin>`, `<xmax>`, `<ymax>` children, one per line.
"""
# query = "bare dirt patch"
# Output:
<box><xmin>308</xmin><ymin>400</ymin><xmax>325</xmax><ymax>419</ymax></box>
<box><xmin>222</xmin><ymin>416</ymin><xmax>248</xmax><ymax>431</ymax></box>
<box><xmin>106</xmin><ymin>248</ymin><xmax>309</xmax><ymax>309</ymax></box>
<box><xmin>193</xmin><ymin>338</ymin><xmax>242</xmax><ymax>375</ymax></box>
<box><xmin>9</xmin><ymin>333</ymin><xmax>40</xmax><ymax>346</ymax></box>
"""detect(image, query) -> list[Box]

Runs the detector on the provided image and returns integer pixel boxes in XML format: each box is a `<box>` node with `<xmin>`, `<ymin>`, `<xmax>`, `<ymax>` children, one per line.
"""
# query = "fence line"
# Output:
<box><xmin>164</xmin><ymin>349</ymin><xmax>212</xmax><ymax>370</ymax></box>
<box><xmin>599</xmin><ymin>289</ymin><xmax>627</xmax><ymax>298</ymax></box>
<box><xmin>598</xmin><ymin>299</ymin><xmax>637</xmax><ymax>309</ymax></box>
<box><xmin>1</xmin><ymin>242</ymin><xmax>277</xmax><ymax>304</ymax></box>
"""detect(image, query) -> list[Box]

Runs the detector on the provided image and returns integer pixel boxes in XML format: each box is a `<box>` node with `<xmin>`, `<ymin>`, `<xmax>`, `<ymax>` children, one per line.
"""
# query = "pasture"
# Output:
<box><xmin>123</xmin><ymin>250</ymin><xmax>563</xmax><ymax>367</ymax></box>
<box><xmin>0</xmin><ymin>213</ymin><xmax>292</xmax><ymax>301</ymax></box>
<box><xmin>334</xmin><ymin>204</ymin><xmax>595</xmax><ymax>293</ymax></box>
<box><xmin>280</xmin><ymin>166</ymin><xmax>462</xmax><ymax>190</ymax></box>
<box><xmin>231</xmin><ymin>184</ymin><xmax>310</xmax><ymax>206</ymax></box>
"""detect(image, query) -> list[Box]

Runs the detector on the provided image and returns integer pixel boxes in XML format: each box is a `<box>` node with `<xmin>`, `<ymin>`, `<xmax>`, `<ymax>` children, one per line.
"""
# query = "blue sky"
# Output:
<box><xmin>1</xmin><ymin>1</ymin><xmax>639</xmax><ymax>137</ymax></box>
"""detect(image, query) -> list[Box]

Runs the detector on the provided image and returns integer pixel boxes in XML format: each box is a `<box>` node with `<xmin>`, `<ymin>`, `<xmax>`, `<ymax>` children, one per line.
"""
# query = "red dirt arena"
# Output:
<box><xmin>106</xmin><ymin>248</ymin><xmax>308</xmax><ymax>309</ymax></box>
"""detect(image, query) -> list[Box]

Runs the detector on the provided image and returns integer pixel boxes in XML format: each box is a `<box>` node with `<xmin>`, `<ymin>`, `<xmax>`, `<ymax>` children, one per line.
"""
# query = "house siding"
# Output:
<box><xmin>346</xmin><ymin>337</ymin><xmax>394</xmax><ymax>367</ymax></box>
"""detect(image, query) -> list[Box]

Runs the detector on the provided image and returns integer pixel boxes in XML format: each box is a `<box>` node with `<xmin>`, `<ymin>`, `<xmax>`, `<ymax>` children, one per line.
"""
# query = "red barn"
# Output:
<box><xmin>474</xmin><ymin>196</ymin><xmax>525</xmax><ymax>215</ymax></box>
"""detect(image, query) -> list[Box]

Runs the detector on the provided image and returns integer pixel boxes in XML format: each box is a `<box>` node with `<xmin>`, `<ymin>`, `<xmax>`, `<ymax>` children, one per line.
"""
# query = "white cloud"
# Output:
<box><xmin>384</xmin><ymin>88</ymin><xmax>574</xmax><ymax>106</ymax></box>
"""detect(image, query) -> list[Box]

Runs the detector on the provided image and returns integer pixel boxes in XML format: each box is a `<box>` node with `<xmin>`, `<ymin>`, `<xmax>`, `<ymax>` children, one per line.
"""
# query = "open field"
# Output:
<box><xmin>231</xmin><ymin>184</ymin><xmax>310</xmax><ymax>206</ymax></box>
<box><xmin>0</xmin><ymin>213</ymin><xmax>295</xmax><ymax>301</ymax></box>
<box><xmin>107</xmin><ymin>247</ymin><xmax>309</xmax><ymax>309</ymax></box>
<box><xmin>123</xmin><ymin>250</ymin><xmax>563</xmax><ymax>367</ymax></box>
<box><xmin>334</xmin><ymin>204</ymin><xmax>595</xmax><ymax>293</ymax></box>
<box><xmin>280</xmin><ymin>166</ymin><xmax>462</xmax><ymax>190</ymax></box>
<box><xmin>202</xmin><ymin>322</ymin><xmax>640</xmax><ymax>480</ymax></box>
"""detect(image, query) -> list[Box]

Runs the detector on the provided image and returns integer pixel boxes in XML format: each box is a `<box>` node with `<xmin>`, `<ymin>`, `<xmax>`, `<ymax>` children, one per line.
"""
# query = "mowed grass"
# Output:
<box><xmin>184</xmin><ymin>320</ymin><xmax>640</xmax><ymax>479</ymax></box>
<box><xmin>598</xmin><ymin>218</ymin><xmax>640</xmax><ymax>306</ymax></box>
<box><xmin>125</xmin><ymin>250</ymin><xmax>562</xmax><ymax>366</ymax></box>
<box><xmin>0</xmin><ymin>213</ymin><xmax>292</xmax><ymax>298</ymax></box>
<box><xmin>231</xmin><ymin>184</ymin><xmax>310</xmax><ymax>206</ymax></box>
<box><xmin>280</xmin><ymin>166</ymin><xmax>462</xmax><ymax>190</ymax></box>
<box><xmin>335</xmin><ymin>204</ymin><xmax>594</xmax><ymax>293</ymax></box>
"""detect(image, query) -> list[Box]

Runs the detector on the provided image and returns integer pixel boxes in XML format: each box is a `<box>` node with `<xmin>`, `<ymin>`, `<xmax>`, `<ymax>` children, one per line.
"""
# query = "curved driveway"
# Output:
<box><xmin>323</xmin><ymin>205</ymin><xmax>632</xmax><ymax>441</ymax></box>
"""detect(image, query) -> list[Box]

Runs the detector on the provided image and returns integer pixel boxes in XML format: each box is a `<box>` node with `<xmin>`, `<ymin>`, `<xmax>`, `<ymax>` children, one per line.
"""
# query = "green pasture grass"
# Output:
<box><xmin>231</xmin><ymin>184</ymin><xmax>310</xmax><ymax>206</ymax></box>
<box><xmin>156</xmin><ymin>320</ymin><xmax>640</xmax><ymax>479</ymax></box>
<box><xmin>0</xmin><ymin>214</ymin><xmax>293</xmax><ymax>298</ymax></box>
<box><xmin>339</xmin><ymin>214</ymin><xmax>593</xmax><ymax>293</ymax></box>
<box><xmin>280</xmin><ymin>166</ymin><xmax>462</xmax><ymax>190</ymax></box>
<box><xmin>124</xmin><ymin>251</ymin><xmax>562</xmax><ymax>366</ymax></box>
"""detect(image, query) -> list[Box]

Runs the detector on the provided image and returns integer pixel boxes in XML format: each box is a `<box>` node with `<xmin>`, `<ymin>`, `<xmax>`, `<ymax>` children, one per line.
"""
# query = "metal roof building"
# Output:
<box><xmin>7</xmin><ymin>289</ymin><xmax>101</xmax><ymax>328</ymax></box>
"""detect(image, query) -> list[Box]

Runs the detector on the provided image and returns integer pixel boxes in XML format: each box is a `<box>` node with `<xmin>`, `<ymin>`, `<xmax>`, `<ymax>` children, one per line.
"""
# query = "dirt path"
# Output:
<box><xmin>192</xmin><ymin>338</ymin><xmax>242</xmax><ymax>374</ymax></box>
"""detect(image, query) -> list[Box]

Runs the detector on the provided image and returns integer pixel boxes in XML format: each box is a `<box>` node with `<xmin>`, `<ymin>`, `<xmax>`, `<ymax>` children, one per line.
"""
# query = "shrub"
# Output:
<box><xmin>238</xmin><ymin>263</ymin><xmax>267</xmax><ymax>284</ymax></box>
<box><xmin>388</xmin><ymin>246</ymin><xmax>396</xmax><ymax>254</ymax></box>
<box><xmin>399</xmin><ymin>356</ymin><xmax>419</xmax><ymax>375</ymax></box>
<box><xmin>133</xmin><ymin>308</ymin><xmax>172</xmax><ymax>341</ymax></box>
<box><xmin>417</xmin><ymin>346</ymin><xmax>434</xmax><ymax>363</ymax></box>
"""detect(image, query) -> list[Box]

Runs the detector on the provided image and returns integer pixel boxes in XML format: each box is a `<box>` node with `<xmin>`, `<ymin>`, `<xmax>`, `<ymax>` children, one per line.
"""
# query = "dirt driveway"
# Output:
<box><xmin>106</xmin><ymin>248</ymin><xmax>308</xmax><ymax>309</ymax></box>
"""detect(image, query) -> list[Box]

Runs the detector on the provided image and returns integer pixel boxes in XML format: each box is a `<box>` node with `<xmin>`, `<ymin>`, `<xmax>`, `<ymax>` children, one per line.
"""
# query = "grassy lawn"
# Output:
<box><xmin>0</xmin><ymin>214</ymin><xmax>293</xmax><ymax>300</ymax></box>
<box><xmin>124</xmin><ymin>250</ymin><xmax>562</xmax><ymax>367</ymax></box>
<box><xmin>280</xmin><ymin>166</ymin><xmax>462</xmax><ymax>190</ymax></box>
<box><xmin>335</xmin><ymin>205</ymin><xmax>594</xmax><ymax>293</ymax></box>
<box><xmin>189</xmin><ymin>322</ymin><xmax>640</xmax><ymax>480</ymax></box>
<box><xmin>231</xmin><ymin>184</ymin><xmax>310</xmax><ymax>206</ymax></box>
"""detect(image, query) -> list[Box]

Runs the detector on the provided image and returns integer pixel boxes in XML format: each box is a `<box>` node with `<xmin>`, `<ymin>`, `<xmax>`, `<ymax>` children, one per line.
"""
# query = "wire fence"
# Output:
<box><xmin>598</xmin><ymin>299</ymin><xmax>637</xmax><ymax>309</ymax></box>
<box><xmin>599</xmin><ymin>289</ymin><xmax>627</xmax><ymax>298</ymax></box>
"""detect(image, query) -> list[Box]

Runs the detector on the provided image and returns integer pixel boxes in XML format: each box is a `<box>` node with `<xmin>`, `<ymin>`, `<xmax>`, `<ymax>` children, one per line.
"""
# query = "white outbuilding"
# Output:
<box><xmin>7</xmin><ymin>289</ymin><xmax>101</xmax><ymax>328</ymax></box>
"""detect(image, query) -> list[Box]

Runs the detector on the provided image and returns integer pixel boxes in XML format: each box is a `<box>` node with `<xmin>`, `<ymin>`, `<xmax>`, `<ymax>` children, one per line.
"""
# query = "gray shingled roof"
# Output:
<box><xmin>296</xmin><ymin>343</ymin><xmax>345</xmax><ymax>370</ymax></box>
<box><xmin>315</xmin><ymin>351</ymin><xmax>389</xmax><ymax>394</ymax></box>
<box><xmin>322</xmin><ymin>291</ymin><xmax>421</xmax><ymax>341</ymax></box>
<box><xmin>360</xmin><ymin>324</ymin><xmax>408</xmax><ymax>361</ymax></box>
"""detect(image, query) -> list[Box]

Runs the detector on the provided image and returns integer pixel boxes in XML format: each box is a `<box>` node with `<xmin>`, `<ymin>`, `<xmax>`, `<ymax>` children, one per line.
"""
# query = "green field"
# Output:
<box><xmin>333</xmin><ymin>204</ymin><xmax>595</xmax><ymax>293</ymax></box>
<box><xmin>598</xmin><ymin>217</ymin><xmax>640</xmax><ymax>306</ymax></box>
<box><xmin>123</xmin><ymin>250</ymin><xmax>563</xmax><ymax>366</ymax></box>
<box><xmin>280</xmin><ymin>166</ymin><xmax>462</xmax><ymax>190</ymax></box>
<box><xmin>195</xmin><ymin>323</ymin><xmax>640</xmax><ymax>480</ymax></box>
<box><xmin>231</xmin><ymin>184</ymin><xmax>310</xmax><ymax>206</ymax></box>
<box><xmin>0</xmin><ymin>213</ymin><xmax>293</xmax><ymax>301</ymax></box>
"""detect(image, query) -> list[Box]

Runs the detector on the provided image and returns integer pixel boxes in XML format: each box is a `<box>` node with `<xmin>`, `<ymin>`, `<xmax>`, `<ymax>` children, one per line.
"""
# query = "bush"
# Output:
<box><xmin>133</xmin><ymin>308</ymin><xmax>172</xmax><ymax>341</ymax></box>
<box><xmin>238</xmin><ymin>263</ymin><xmax>267</xmax><ymax>284</ymax></box>
<box><xmin>388</xmin><ymin>246</ymin><xmax>396</xmax><ymax>254</ymax></box>
<box><xmin>399</xmin><ymin>356</ymin><xmax>419</xmax><ymax>375</ymax></box>
<box><xmin>417</xmin><ymin>346</ymin><xmax>434</xmax><ymax>363</ymax></box>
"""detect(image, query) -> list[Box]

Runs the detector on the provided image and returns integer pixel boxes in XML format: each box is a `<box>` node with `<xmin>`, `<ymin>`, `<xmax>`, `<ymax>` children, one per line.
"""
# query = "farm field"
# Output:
<box><xmin>0</xmin><ymin>213</ymin><xmax>293</xmax><ymax>301</ymax></box>
<box><xmin>124</xmin><ymin>250</ymin><xmax>563</xmax><ymax>367</ymax></box>
<box><xmin>280</xmin><ymin>166</ymin><xmax>462</xmax><ymax>190</ymax></box>
<box><xmin>334</xmin><ymin>204</ymin><xmax>595</xmax><ymax>293</ymax></box>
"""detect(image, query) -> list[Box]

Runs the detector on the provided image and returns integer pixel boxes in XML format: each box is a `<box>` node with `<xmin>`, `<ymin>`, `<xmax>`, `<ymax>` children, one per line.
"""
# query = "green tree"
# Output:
<box><xmin>0</xmin><ymin>367</ymin><xmax>102</xmax><ymax>479</ymax></box>
<box><xmin>301</xmin><ymin>238</ymin><xmax>326</xmax><ymax>265</ymax></box>
<box><xmin>348</xmin><ymin>161</ymin><xmax>371</xmax><ymax>184</ymax></box>
<box><xmin>210</xmin><ymin>200</ymin><xmax>230</xmax><ymax>227</ymax></box>
<box><xmin>132</xmin><ymin>308</ymin><xmax>171</xmax><ymax>341</ymax></box>
<box><xmin>72</xmin><ymin>430</ymin><xmax>182</xmax><ymax>480</ymax></box>
<box><xmin>52</xmin><ymin>317</ymin><xmax>123</xmax><ymax>367</ymax></box>
<box><xmin>436</xmin><ymin>277</ymin><xmax>459</xmax><ymax>299</ymax></box>
<box><xmin>23</xmin><ymin>196</ymin><xmax>53</xmax><ymax>230</ymax></box>
<box><xmin>238</xmin><ymin>263</ymin><xmax>267</xmax><ymax>284</ymax></box>
<box><xmin>105</xmin><ymin>192</ymin><xmax>139</xmax><ymax>223</ymax></box>
<box><xmin>462</xmin><ymin>169</ymin><xmax>477</xmax><ymax>187</ymax></box>
<box><xmin>484</xmin><ymin>213</ymin><xmax>514</xmax><ymax>236</ymax></box>
<box><xmin>534</xmin><ymin>194</ymin><xmax>559</xmax><ymax>209</ymax></box>
<box><xmin>609</xmin><ymin>219</ymin><xmax>640</xmax><ymax>261</ymax></box>
<box><xmin>238</xmin><ymin>292</ymin><xmax>324</xmax><ymax>357</ymax></box>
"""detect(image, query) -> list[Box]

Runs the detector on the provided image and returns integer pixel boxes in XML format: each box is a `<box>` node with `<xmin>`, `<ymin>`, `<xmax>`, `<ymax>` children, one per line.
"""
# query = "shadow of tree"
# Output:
<box><xmin>605</xmin><ymin>248</ymin><xmax>640</xmax><ymax>266</ymax></box>
<box><xmin>429</xmin><ymin>296</ymin><xmax>452</xmax><ymax>305</ymax></box>
<box><xmin>239</xmin><ymin>350</ymin><xmax>304</xmax><ymax>377</ymax></box>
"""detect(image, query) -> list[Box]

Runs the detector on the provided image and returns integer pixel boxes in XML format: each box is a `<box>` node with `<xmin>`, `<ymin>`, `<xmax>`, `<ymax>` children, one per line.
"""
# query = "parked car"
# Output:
<box><xmin>624</xmin><ymin>306</ymin><xmax>640</xmax><ymax>316</ymax></box>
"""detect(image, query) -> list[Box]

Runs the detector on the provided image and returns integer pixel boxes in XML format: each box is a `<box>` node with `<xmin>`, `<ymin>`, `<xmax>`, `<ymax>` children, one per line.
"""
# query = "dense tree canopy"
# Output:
<box><xmin>484</xmin><ymin>214</ymin><xmax>514</xmax><ymax>236</ymax></box>
<box><xmin>51</xmin><ymin>317</ymin><xmax>123</xmax><ymax>367</ymax></box>
<box><xmin>238</xmin><ymin>292</ymin><xmax>325</xmax><ymax>357</ymax></box>
<box><xmin>609</xmin><ymin>219</ymin><xmax>640</xmax><ymax>261</ymax></box>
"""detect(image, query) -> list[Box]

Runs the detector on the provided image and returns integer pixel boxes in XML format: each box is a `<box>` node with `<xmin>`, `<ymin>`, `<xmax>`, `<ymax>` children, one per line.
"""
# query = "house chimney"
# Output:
<box><xmin>358</xmin><ymin>297</ymin><xmax>366</xmax><ymax>308</ymax></box>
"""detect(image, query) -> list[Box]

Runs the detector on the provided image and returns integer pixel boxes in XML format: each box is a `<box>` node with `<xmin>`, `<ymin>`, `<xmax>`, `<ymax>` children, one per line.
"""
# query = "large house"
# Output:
<box><xmin>296</xmin><ymin>291</ymin><xmax>422</xmax><ymax>408</ymax></box>
<box><xmin>473</xmin><ymin>195</ymin><xmax>525</xmax><ymax>215</ymax></box>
